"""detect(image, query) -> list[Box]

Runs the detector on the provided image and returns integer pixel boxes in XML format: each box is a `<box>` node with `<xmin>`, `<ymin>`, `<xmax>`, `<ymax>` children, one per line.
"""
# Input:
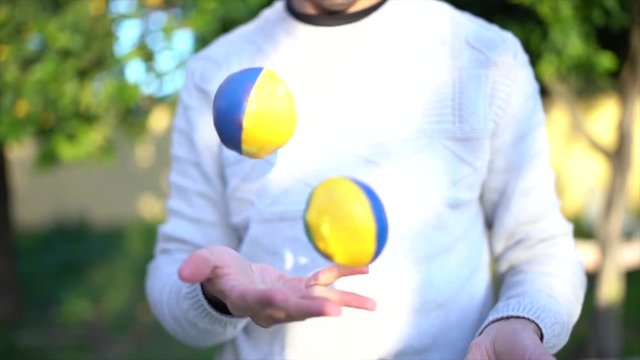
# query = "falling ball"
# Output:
<box><xmin>213</xmin><ymin>67</ymin><xmax>297</xmax><ymax>158</ymax></box>
<box><xmin>304</xmin><ymin>177</ymin><xmax>388</xmax><ymax>266</ymax></box>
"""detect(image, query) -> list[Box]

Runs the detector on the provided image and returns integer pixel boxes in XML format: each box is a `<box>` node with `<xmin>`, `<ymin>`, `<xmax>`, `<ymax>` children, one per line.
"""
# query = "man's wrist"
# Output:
<box><xmin>489</xmin><ymin>317</ymin><xmax>543</xmax><ymax>342</ymax></box>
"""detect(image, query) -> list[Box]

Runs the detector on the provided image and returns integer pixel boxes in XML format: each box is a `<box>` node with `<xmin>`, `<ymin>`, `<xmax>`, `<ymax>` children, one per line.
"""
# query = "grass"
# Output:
<box><xmin>556</xmin><ymin>270</ymin><xmax>640</xmax><ymax>359</ymax></box>
<box><xmin>1</xmin><ymin>221</ymin><xmax>638</xmax><ymax>359</ymax></box>
<box><xmin>1</xmin><ymin>222</ymin><xmax>213</xmax><ymax>360</ymax></box>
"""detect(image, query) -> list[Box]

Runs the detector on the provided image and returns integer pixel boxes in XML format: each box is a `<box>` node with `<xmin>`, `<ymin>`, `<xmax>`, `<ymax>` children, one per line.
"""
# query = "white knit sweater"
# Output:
<box><xmin>145</xmin><ymin>1</ymin><xmax>586</xmax><ymax>359</ymax></box>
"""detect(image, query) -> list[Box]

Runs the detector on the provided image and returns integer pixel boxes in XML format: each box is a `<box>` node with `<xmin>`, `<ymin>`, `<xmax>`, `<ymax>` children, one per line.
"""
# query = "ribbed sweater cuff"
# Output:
<box><xmin>184</xmin><ymin>282</ymin><xmax>250</xmax><ymax>333</ymax></box>
<box><xmin>477</xmin><ymin>295</ymin><xmax>568</xmax><ymax>354</ymax></box>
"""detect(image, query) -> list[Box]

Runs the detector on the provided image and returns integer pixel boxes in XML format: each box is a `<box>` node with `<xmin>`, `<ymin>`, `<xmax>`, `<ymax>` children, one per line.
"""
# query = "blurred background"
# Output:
<box><xmin>0</xmin><ymin>0</ymin><xmax>638</xmax><ymax>359</ymax></box>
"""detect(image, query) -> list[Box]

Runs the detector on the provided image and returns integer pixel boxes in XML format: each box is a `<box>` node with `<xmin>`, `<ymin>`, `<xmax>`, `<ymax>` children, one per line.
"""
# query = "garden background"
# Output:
<box><xmin>1</xmin><ymin>0</ymin><xmax>638</xmax><ymax>359</ymax></box>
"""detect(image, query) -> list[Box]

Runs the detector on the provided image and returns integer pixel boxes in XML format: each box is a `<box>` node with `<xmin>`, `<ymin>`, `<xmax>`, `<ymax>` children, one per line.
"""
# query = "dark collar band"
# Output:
<box><xmin>286</xmin><ymin>0</ymin><xmax>387</xmax><ymax>26</ymax></box>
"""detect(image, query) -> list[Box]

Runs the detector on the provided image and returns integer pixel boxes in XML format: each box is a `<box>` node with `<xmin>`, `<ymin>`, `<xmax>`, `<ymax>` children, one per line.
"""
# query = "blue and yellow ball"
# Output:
<box><xmin>304</xmin><ymin>177</ymin><xmax>388</xmax><ymax>266</ymax></box>
<box><xmin>213</xmin><ymin>67</ymin><xmax>297</xmax><ymax>158</ymax></box>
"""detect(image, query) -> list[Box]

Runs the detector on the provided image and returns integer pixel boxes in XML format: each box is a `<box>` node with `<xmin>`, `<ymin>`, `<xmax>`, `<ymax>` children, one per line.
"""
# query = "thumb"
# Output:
<box><xmin>525</xmin><ymin>343</ymin><xmax>555</xmax><ymax>360</ymax></box>
<box><xmin>464</xmin><ymin>340</ymin><xmax>490</xmax><ymax>360</ymax></box>
<box><xmin>178</xmin><ymin>249</ymin><xmax>216</xmax><ymax>283</ymax></box>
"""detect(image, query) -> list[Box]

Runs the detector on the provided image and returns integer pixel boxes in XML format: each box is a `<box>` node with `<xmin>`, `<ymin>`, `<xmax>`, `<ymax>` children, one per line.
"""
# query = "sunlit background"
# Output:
<box><xmin>0</xmin><ymin>0</ymin><xmax>638</xmax><ymax>359</ymax></box>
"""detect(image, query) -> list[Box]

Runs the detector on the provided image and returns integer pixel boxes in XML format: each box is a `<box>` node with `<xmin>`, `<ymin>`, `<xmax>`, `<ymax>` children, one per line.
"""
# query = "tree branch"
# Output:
<box><xmin>576</xmin><ymin>237</ymin><xmax>640</xmax><ymax>273</ymax></box>
<box><xmin>546</xmin><ymin>80</ymin><xmax>614</xmax><ymax>160</ymax></box>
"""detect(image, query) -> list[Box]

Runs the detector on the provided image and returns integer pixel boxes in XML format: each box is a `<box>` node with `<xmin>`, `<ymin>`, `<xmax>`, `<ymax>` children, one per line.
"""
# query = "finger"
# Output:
<box><xmin>286</xmin><ymin>297</ymin><xmax>342</xmax><ymax>320</ymax></box>
<box><xmin>178</xmin><ymin>248</ymin><xmax>216</xmax><ymax>283</ymax></box>
<box><xmin>306</xmin><ymin>265</ymin><xmax>369</xmax><ymax>286</ymax></box>
<box><xmin>464</xmin><ymin>339</ymin><xmax>491</xmax><ymax>360</ymax></box>
<box><xmin>255</xmin><ymin>289</ymin><xmax>341</xmax><ymax>325</ymax></box>
<box><xmin>307</xmin><ymin>286</ymin><xmax>376</xmax><ymax>311</ymax></box>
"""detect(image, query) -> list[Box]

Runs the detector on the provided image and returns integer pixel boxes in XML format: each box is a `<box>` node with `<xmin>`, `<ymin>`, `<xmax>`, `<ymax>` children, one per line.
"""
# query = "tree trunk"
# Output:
<box><xmin>0</xmin><ymin>143</ymin><xmax>20</xmax><ymax>323</ymax></box>
<box><xmin>592</xmin><ymin>3</ymin><xmax>639</xmax><ymax>357</ymax></box>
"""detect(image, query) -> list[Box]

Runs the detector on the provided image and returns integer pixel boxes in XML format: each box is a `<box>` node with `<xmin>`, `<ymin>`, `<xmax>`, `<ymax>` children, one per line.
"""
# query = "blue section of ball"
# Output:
<box><xmin>351</xmin><ymin>178</ymin><xmax>388</xmax><ymax>261</ymax></box>
<box><xmin>213</xmin><ymin>67</ymin><xmax>263</xmax><ymax>154</ymax></box>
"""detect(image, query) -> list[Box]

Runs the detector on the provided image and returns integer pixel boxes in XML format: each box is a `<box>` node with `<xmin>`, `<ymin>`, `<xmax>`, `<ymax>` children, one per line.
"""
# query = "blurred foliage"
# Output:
<box><xmin>181</xmin><ymin>0</ymin><xmax>273</xmax><ymax>50</ymax></box>
<box><xmin>556</xmin><ymin>270</ymin><xmax>640</xmax><ymax>359</ymax></box>
<box><xmin>0</xmin><ymin>0</ymin><xmax>147</xmax><ymax>167</ymax></box>
<box><xmin>0</xmin><ymin>222</ymin><xmax>638</xmax><ymax>359</ymax></box>
<box><xmin>107</xmin><ymin>0</ymin><xmax>270</xmax><ymax>101</ymax></box>
<box><xmin>0</xmin><ymin>222</ymin><xmax>214</xmax><ymax>360</ymax></box>
<box><xmin>0</xmin><ymin>0</ymin><xmax>272</xmax><ymax>167</ymax></box>
<box><xmin>447</xmin><ymin>0</ymin><xmax>633</xmax><ymax>93</ymax></box>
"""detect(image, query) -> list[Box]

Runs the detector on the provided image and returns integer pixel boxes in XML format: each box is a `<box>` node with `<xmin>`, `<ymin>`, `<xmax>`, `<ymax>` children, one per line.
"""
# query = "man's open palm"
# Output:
<box><xmin>178</xmin><ymin>246</ymin><xmax>376</xmax><ymax>328</ymax></box>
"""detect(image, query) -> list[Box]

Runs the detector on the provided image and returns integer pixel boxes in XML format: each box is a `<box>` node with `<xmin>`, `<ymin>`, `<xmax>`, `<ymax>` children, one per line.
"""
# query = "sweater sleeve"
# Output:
<box><xmin>145</xmin><ymin>59</ymin><xmax>250</xmax><ymax>348</ymax></box>
<box><xmin>478</xmin><ymin>38</ymin><xmax>587</xmax><ymax>354</ymax></box>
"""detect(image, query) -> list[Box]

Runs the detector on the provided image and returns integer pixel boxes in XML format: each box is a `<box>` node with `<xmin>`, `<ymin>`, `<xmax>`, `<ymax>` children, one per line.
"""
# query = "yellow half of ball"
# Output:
<box><xmin>242</xmin><ymin>68</ymin><xmax>297</xmax><ymax>158</ymax></box>
<box><xmin>304</xmin><ymin>177</ymin><xmax>379</xmax><ymax>266</ymax></box>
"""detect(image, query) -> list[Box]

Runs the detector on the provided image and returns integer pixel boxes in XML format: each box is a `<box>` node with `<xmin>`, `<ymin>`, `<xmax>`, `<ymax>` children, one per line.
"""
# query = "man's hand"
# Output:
<box><xmin>465</xmin><ymin>318</ymin><xmax>554</xmax><ymax>360</ymax></box>
<box><xmin>178</xmin><ymin>245</ymin><xmax>376</xmax><ymax>328</ymax></box>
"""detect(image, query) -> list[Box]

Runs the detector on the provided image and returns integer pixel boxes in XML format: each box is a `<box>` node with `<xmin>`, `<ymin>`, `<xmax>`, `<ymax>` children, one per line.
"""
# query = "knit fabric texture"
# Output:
<box><xmin>145</xmin><ymin>1</ymin><xmax>586</xmax><ymax>359</ymax></box>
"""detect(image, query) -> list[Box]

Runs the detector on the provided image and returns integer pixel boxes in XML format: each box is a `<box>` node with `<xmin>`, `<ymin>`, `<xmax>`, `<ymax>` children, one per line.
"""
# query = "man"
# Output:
<box><xmin>146</xmin><ymin>0</ymin><xmax>587</xmax><ymax>358</ymax></box>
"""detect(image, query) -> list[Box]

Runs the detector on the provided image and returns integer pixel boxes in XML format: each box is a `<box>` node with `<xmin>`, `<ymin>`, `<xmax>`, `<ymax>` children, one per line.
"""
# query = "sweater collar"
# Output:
<box><xmin>285</xmin><ymin>0</ymin><xmax>387</xmax><ymax>26</ymax></box>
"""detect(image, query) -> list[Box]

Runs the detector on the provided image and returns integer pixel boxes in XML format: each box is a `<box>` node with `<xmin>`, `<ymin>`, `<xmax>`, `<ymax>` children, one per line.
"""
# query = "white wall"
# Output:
<box><xmin>8</xmin><ymin>133</ymin><xmax>171</xmax><ymax>230</ymax></box>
